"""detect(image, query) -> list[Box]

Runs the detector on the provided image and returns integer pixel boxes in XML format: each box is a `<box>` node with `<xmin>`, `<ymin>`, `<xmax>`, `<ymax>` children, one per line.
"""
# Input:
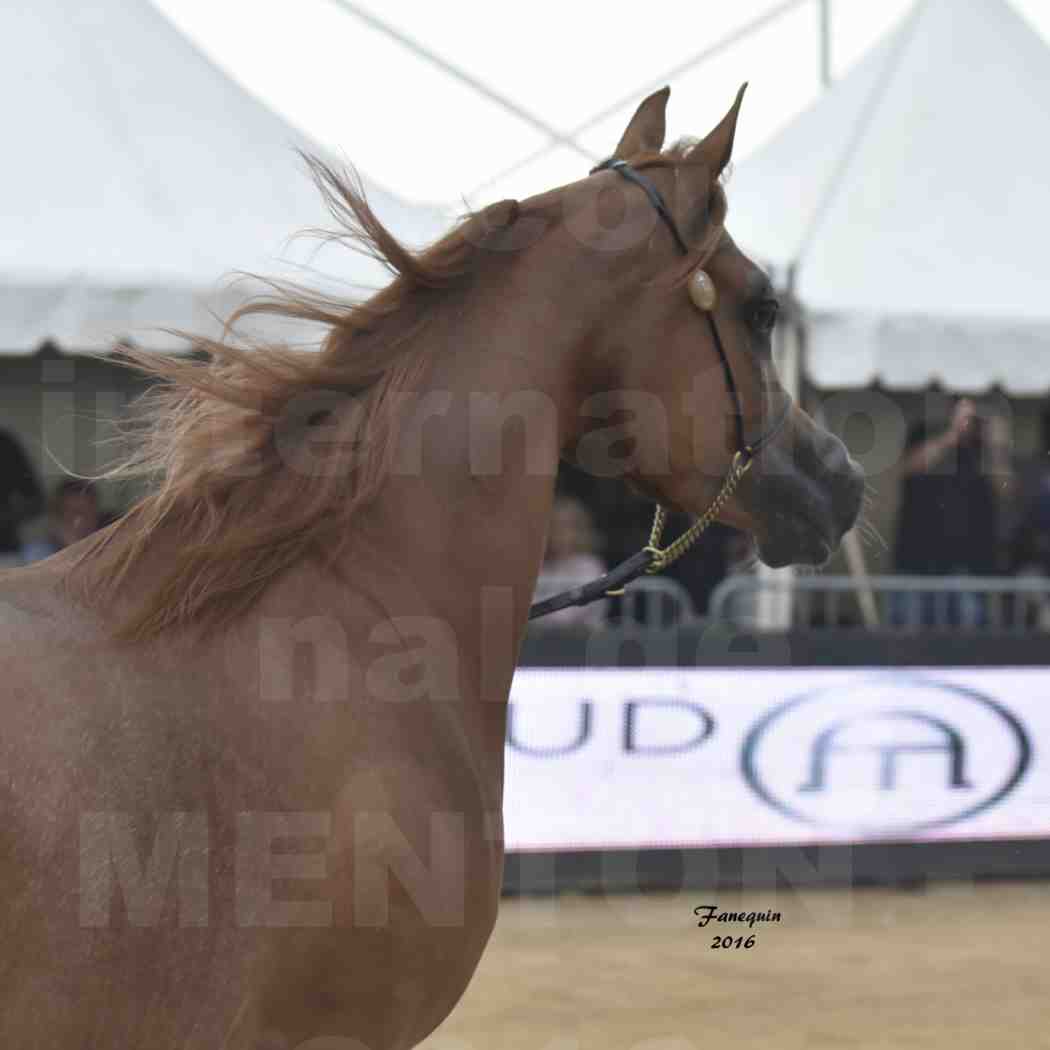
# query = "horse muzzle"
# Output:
<box><xmin>747</xmin><ymin>441</ymin><xmax>865</xmax><ymax>568</ymax></box>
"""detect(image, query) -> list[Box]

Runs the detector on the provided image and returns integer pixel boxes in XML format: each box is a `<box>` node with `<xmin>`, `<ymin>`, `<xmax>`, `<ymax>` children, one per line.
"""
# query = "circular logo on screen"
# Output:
<box><xmin>741</xmin><ymin>675</ymin><xmax>1030</xmax><ymax>836</ymax></box>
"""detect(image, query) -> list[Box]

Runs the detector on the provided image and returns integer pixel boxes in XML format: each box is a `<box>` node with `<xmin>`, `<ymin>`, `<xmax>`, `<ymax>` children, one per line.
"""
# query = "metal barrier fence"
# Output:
<box><xmin>708</xmin><ymin>574</ymin><xmax>1050</xmax><ymax>632</ymax></box>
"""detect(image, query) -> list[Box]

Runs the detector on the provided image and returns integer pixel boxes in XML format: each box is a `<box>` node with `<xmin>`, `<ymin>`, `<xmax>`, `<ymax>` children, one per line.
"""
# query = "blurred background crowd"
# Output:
<box><xmin>533</xmin><ymin>397</ymin><xmax>1050</xmax><ymax>630</ymax></box>
<box><xmin>7</xmin><ymin>392</ymin><xmax>1050</xmax><ymax>631</ymax></box>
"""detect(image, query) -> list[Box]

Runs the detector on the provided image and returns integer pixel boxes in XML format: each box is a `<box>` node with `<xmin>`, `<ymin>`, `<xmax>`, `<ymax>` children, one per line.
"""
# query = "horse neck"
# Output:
<box><xmin>329</xmin><ymin>292</ymin><xmax>585</xmax><ymax>713</ymax></box>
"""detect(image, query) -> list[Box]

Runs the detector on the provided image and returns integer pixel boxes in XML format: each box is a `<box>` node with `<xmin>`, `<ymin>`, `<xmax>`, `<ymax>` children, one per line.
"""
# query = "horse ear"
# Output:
<box><xmin>612</xmin><ymin>87</ymin><xmax>670</xmax><ymax>160</ymax></box>
<box><xmin>692</xmin><ymin>83</ymin><xmax>748</xmax><ymax>177</ymax></box>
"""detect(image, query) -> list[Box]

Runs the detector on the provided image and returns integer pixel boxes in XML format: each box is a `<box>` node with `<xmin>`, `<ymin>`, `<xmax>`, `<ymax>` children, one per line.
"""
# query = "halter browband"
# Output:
<box><xmin>527</xmin><ymin>157</ymin><xmax>790</xmax><ymax>621</ymax></box>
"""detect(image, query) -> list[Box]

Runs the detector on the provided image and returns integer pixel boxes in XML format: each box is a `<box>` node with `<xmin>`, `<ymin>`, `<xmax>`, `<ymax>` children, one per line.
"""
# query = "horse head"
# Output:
<box><xmin>540</xmin><ymin>85</ymin><xmax>865</xmax><ymax>568</ymax></box>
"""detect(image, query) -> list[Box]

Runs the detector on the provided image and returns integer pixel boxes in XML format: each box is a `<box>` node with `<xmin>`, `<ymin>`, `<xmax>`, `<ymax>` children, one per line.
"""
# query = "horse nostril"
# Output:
<box><xmin>818</xmin><ymin>441</ymin><xmax>865</xmax><ymax>530</ymax></box>
<box><xmin>820</xmin><ymin>439</ymin><xmax>853</xmax><ymax>481</ymax></box>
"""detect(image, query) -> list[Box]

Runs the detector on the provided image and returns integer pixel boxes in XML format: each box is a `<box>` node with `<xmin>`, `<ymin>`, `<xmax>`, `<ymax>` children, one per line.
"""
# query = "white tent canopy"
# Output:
<box><xmin>0</xmin><ymin>0</ymin><xmax>449</xmax><ymax>353</ymax></box>
<box><xmin>728</xmin><ymin>0</ymin><xmax>1050</xmax><ymax>394</ymax></box>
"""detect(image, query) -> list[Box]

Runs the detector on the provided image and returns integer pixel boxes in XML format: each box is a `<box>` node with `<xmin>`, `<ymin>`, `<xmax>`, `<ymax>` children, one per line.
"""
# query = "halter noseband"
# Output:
<box><xmin>527</xmin><ymin>157</ymin><xmax>790</xmax><ymax>621</ymax></box>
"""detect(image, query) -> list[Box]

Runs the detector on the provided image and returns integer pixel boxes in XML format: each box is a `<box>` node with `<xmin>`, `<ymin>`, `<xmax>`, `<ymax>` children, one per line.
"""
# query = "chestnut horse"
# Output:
<box><xmin>0</xmin><ymin>87</ymin><xmax>862</xmax><ymax>1049</ymax></box>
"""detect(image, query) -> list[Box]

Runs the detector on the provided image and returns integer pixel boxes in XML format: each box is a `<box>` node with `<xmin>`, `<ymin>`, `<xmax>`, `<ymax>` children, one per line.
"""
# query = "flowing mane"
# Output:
<box><xmin>63</xmin><ymin>145</ymin><xmax>724</xmax><ymax>645</ymax></box>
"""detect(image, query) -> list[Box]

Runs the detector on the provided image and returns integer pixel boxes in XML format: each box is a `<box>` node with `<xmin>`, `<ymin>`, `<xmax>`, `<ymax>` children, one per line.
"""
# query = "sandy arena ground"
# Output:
<box><xmin>421</xmin><ymin>880</ymin><xmax>1050</xmax><ymax>1050</ymax></box>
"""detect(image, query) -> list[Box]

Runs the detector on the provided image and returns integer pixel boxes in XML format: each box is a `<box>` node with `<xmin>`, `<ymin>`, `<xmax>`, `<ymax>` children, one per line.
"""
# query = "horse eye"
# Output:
<box><xmin>751</xmin><ymin>298</ymin><xmax>779</xmax><ymax>335</ymax></box>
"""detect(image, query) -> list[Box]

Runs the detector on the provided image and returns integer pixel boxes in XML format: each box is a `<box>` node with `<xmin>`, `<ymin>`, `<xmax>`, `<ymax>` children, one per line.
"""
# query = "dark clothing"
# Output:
<box><xmin>893</xmin><ymin>422</ymin><xmax>997</xmax><ymax>576</ymax></box>
<box><xmin>555</xmin><ymin>460</ymin><xmax>735</xmax><ymax>618</ymax></box>
<box><xmin>0</xmin><ymin>429</ymin><xmax>43</xmax><ymax>554</ymax></box>
<box><xmin>1009</xmin><ymin>463</ymin><xmax>1050</xmax><ymax>575</ymax></box>
<box><xmin>662</xmin><ymin>518</ymin><xmax>735</xmax><ymax>615</ymax></box>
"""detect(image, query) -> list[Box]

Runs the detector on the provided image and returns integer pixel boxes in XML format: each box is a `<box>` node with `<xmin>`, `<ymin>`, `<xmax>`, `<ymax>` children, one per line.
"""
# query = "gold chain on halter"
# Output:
<box><xmin>602</xmin><ymin>450</ymin><xmax>754</xmax><ymax>600</ymax></box>
<box><xmin>603</xmin><ymin>450</ymin><xmax>753</xmax><ymax>596</ymax></box>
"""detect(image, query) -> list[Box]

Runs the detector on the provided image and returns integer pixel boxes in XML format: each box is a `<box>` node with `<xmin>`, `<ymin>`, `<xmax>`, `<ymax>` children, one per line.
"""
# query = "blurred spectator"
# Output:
<box><xmin>1010</xmin><ymin>407</ymin><xmax>1050</xmax><ymax>569</ymax></box>
<box><xmin>891</xmin><ymin>399</ymin><xmax>1014</xmax><ymax>626</ymax></box>
<box><xmin>533</xmin><ymin>496</ymin><xmax>607</xmax><ymax>629</ymax></box>
<box><xmin>553</xmin><ymin>460</ymin><xmax>648</xmax><ymax>570</ymax></box>
<box><xmin>716</xmin><ymin>529</ymin><xmax>760</xmax><ymax>626</ymax></box>
<box><xmin>0</xmin><ymin>428</ymin><xmax>44</xmax><ymax>569</ymax></box>
<box><xmin>662</xmin><ymin>516</ymin><xmax>736</xmax><ymax>616</ymax></box>
<box><xmin>21</xmin><ymin>479</ymin><xmax>102</xmax><ymax>564</ymax></box>
<box><xmin>1008</xmin><ymin>407</ymin><xmax>1050</xmax><ymax>627</ymax></box>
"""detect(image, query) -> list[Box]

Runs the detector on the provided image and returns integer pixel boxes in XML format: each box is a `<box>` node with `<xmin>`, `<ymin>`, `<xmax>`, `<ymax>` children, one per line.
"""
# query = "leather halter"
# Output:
<box><xmin>527</xmin><ymin>158</ymin><xmax>790</xmax><ymax>621</ymax></box>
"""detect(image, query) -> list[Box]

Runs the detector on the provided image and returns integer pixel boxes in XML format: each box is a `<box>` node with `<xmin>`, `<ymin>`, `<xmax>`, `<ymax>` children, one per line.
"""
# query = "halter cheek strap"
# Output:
<box><xmin>590</xmin><ymin>156</ymin><xmax>787</xmax><ymax>458</ymax></box>
<box><xmin>527</xmin><ymin>157</ymin><xmax>790</xmax><ymax>621</ymax></box>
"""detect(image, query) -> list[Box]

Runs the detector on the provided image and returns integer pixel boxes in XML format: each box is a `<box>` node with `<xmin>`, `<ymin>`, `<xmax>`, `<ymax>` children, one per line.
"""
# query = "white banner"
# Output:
<box><xmin>503</xmin><ymin>667</ymin><xmax>1049</xmax><ymax>851</ymax></box>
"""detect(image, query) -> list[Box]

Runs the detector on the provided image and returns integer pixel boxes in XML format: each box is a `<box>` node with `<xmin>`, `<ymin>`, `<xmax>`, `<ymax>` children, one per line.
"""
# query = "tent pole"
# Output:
<box><xmin>819</xmin><ymin>0</ymin><xmax>833</xmax><ymax>87</ymax></box>
<box><xmin>843</xmin><ymin>529</ymin><xmax>880</xmax><ymax>628</ymax></box>
<box><xmin>756</xmin><ymin>264</ymin><xmax>800</xmax><ymax>632</ymax></box>
<box><xmin>788</xmin><ymin>260</ymin><xmax>879</xmax><ymax>629</ymax></box>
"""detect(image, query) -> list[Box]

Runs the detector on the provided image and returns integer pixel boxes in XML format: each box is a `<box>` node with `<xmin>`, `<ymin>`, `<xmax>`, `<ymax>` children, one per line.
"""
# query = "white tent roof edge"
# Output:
<box><xmin>0</xmin><ymin>0</ymin><xmax>450</xmax><ymax>356</ymax></box>
<box><xmin>730</xmin><ymin>0</ymin><xmax>1050</xmax><ymax>394</ymax></box>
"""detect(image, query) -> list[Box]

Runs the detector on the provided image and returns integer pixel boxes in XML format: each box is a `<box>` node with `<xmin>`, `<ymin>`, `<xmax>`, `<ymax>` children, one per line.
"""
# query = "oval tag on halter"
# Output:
<box><xmin>688</xmin><ymin>269</ymin><xmax>717</xmax><ymax>312</ymax></box>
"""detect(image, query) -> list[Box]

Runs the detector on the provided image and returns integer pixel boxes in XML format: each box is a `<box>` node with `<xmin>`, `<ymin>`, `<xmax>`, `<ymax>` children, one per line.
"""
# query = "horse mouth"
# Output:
<box><xmin>744</xmin><ymin>457</ymin><xmax>863</xmax><ymax>570</ymax></box>
<box><xmin>753</xmin><ymin>507</ymin><xmax>836</xmax><ymax>569</ymax></box>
